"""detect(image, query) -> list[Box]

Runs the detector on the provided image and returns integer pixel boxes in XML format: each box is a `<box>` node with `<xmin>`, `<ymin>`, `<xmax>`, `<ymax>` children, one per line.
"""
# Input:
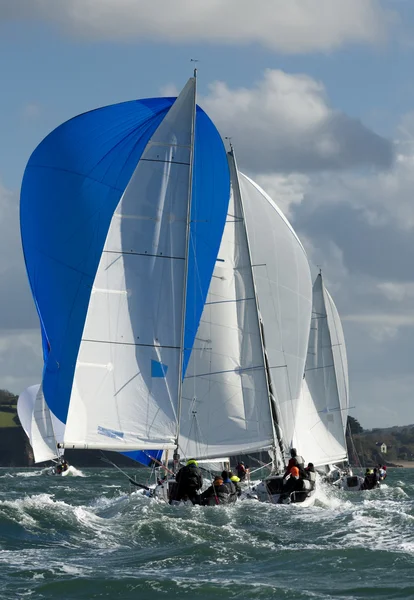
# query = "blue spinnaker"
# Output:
<box><xmin>21</xmin><ymin>93</ymin><xmax>229</xmax><ymax>467</ymax></box>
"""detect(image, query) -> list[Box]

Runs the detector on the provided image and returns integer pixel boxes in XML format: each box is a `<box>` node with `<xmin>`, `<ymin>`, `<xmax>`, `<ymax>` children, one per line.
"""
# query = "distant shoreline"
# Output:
<box><xmin>389</xmin><ymin>460</ymin><xmax>414</xmax><ymax>469</ymax></box>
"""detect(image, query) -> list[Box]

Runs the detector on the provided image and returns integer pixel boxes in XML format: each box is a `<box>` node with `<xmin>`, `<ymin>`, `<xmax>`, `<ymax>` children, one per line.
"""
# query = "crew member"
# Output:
<box><xmin>283</xmin><ymin>448</ymin><xmax>305</xmax><ymax>478</ymax></box>
<box><xmin>171</xmin><ymin>459</ymin><xmax>203</xmax><ymax>504</ymax></box>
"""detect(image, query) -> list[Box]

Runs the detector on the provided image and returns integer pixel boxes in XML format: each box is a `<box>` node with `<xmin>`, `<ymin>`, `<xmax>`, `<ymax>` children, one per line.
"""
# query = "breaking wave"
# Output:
<box><xmin>0</xmin><ymin>467</ymin><xmax>412</xmax><ymax>599</ymax></box>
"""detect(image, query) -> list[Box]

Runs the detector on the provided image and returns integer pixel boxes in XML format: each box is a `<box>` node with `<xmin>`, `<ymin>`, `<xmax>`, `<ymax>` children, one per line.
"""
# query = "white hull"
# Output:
<box><xmin>338</xmin><ymin>474</ymin><xmax>382</xmax><ymax>492</ymax></box>
<box><xmin>247</xmin><ymin>475</ymin><xmax>316</xmax><ymax>506</ymax></box>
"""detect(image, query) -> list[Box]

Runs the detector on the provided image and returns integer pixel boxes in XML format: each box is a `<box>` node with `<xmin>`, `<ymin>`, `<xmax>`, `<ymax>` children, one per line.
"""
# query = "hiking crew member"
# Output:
<box><xmin>229</xmin><ymin>473</ymin><xmax>242</xmax><ymax>497</ymax></box>
<box><xmin>304</xmin><ymin>462</ymin><xmax>316</xmax><ymax>489</ymax></box>
<box><xmin>236</xmin><ymin>462</ymin><xmax>247</xmax><ymax>481</ymax></box>
<box><xmin>221</xmin><ymin>471</ymin><xmax>238</xmax><ymax>503</ymax></box>
<box><xmin>200</xmin><ymin>473</ymin><xmax>236</xmax><ymax>506</ymax></box>
<box><xmin>283</xmin><ymin>448</ymin><xmax>305</xmax><ymax>478</ymax></box>
<box><xmin>171</xmin><ymin>459</ymin><xmax>203</xmax><ymax>504</ymax></box>
<box><xmin>379</xmin><ymin>465</ymin><xmax>387</xmax><ymax>480</ymax></box>
<box><xmin>279</xmin><ymin>466</ymin><xmax>302</xmax><ymax>503</ymax></box>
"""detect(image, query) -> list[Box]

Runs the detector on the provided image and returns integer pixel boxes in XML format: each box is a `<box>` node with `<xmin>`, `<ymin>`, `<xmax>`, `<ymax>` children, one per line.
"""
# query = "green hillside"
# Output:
<box><xmin>0</xmin><ymin>389</ymin><xmax>19</xmax><ymax>428</ymax></box>
<box><xmin>347</xmin><ymin>416</ymin><xmax>414</xmax><ymax>466</ymax></box>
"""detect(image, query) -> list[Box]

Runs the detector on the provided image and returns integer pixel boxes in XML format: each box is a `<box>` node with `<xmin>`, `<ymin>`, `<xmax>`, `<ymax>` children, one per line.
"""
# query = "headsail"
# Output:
<box><xmin>178</xmin><ymin>151</ymin><xmax>276</xmax><ymax>460</ymax></box>
<box><xmin>17</xmin><ymin>384</ymin><xmax>65</xmax><ymax>463</ymax></box>
<box><xmin>239</xmin><ymin>174</ymin><xmax>313</xmax><ymax>458</ymax></box>
<box><xmin>297</xmin><ymin>273</ymin><xmax>349</xmax><ymax>466</ymax></box>
<box><xmin>324</xmin><ymin>286</ymin><xmax>349</xmax><ymax>433</ymax></box>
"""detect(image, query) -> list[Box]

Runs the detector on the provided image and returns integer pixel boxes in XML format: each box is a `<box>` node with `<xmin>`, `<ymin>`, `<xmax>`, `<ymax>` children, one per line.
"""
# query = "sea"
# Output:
<box><xmin>0</xmin><ymin>466</ymin><xmax>413</xmax><ymax>600</ymax></box>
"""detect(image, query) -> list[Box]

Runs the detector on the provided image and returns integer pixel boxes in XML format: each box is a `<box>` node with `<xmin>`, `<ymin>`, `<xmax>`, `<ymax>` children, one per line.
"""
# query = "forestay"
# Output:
<box><xmin>17</xmin><ymin>384</ymin><xmax>65</xmax><ymax>463</ymax></box>
<box><xmin>64</xmin><ymin>78</ymin><xmax>197</xmax><ymax>451</ymax></box>
<box><xmin>239</xmin><ymin>174</ymin><xmax>312</xmax><ymax>456</ymax></box>
<box><xmin>179</xmin><ymin>153</ymin><xmax>275</xmax><ymax>460</ymax></box>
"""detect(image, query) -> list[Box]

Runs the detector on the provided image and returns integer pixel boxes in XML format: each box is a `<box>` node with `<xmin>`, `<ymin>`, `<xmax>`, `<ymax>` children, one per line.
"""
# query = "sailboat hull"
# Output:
<box><xmin>338</xmin><ymin>475</ymin><xmax>365</xmax><ymax>491</ymax></box>
<box><xmin>249</xmin><ymin>476</ymin><xmax>316</xmax><ymax>506</ymax></box>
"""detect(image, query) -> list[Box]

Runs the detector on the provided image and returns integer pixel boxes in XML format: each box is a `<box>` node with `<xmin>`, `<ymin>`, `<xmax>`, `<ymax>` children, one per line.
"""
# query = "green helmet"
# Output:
<box><xmin>186</xmin><ymin>459</ymin><xmax>198</xmax><ymax>467</ymax></box>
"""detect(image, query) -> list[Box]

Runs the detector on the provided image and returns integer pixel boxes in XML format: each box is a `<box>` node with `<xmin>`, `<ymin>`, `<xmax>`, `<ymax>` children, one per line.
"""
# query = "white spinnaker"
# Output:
<box><xmin>64</xmin><ymin>78</ymin><xmax>196</xmax><ymax>451</ymax></box>
<box><xmin>178</xmin><ymin>154</ymin><xmax>275</xmax><ymax>460</ymax></box>
<box><xmin>239</xmin><ymin>173</ymin><xmax>312</xmax><ymax>457</ymax></box>
<box><xmin>293</xmin><ymin>378</ymin><xmax>348</xmax><ymax>467</ymax></box>
<box><xmin>17</xmin><ymin>384</ymin><xmax>65</xmax><ymax>463</ymax></box>
<box><xmin>325</xmin><ymin>287</ymin><xmax>349</xmax><ymax>433</ymax></box>
<box><xmin>302</xmin><ymin>273</ymin><xmax>347</xmax><ymax>463</ymax></box>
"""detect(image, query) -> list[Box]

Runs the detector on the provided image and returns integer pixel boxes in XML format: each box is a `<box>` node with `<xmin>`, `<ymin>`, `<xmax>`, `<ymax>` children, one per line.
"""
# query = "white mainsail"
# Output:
<box><xmin>178</xmin><ymin>151</ymin><xmax>276</xmax><ymax>460</ymax></box>
<box><xmin>296</xmin><ymin>273</ymin><xmax>349</xmax><ymax>467</ymax></box>
<box><xmin>17</xmin><ymin>384</ymin><xmax>65</xmax><ymax>463</ymax></box>
<box><xmin>63</xmin><ymin>78</ymin><xmax>196</xmax><ymax>451</ymax></box>
<box><xmin>239</xmin><ymin>173</ymin><xmax>313</xmax><ymax>459</ymax></box>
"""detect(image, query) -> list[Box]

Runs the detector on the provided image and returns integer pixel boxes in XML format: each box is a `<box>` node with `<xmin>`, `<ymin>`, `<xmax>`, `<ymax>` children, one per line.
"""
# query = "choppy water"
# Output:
<box><xmin>0</xmin><ymin>466</ymin><xmax>413</xmax><ymax>599</ymax></box>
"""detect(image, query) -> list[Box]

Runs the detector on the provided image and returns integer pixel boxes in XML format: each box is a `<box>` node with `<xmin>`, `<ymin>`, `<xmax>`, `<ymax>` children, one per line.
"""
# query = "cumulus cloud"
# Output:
<box><xmin>377</xmin><ymin>281</ymin><xmax>414</xmax><ymax>302</ymax></box>
<box><xmin>0</xmin><ymin>183</ymin><xmax>39</xmax><ymax>330</ymax></box>
<box><xmin>253</xmin><ymin>173</ymin><xmax>309</xmax><ymax>219</ymax></box>
<box><xmin>258</xmin><ymin>135</ymin><xmax>414</xmax><ymax>427</ymax></box>
<box><xmin>0</xmin><ymin>184</ymin><xmax>44</xmax><ymax>393</ymax></box>
<box><xmin>0</xmin><ymin>0</ymin><xmax>394</xmax><ymax>54</ymax></box>
<box><xmin>0</xmin><ymin>329</ymin><xmax>43</xmax><ymax>394</ymax></box>
<box><xmin>201</xmin><ymin>70</ymin><xmax>393</xmax><ymax>172</ymax></box>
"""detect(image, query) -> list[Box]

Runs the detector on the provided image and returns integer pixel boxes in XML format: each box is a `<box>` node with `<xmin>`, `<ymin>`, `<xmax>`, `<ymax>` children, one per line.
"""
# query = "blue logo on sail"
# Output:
<box><xmin>97</xmin><ymin>426</ymin><xmax>124</xmax><ymax>440</ymax></box>
<box><xmin>151</xmin><ymin>360</ymin><xmax>168</xmax><ymax>378</ymax></box>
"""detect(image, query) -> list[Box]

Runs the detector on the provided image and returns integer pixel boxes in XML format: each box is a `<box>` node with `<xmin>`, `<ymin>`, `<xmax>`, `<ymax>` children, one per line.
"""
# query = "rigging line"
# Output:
<box><xmin>99</xmin><ymin>453</ymin><xmax>151</xmax><ymax>490</ymax></box>
<box><xmin>184</xmin><ymin>364</ymin><xmax>268</xmax><ymax>379</ymax></box>
<box><xmin>205</xmin><ymin>297</ymin><xmax>255</xmax><ymax>306</ymax></box>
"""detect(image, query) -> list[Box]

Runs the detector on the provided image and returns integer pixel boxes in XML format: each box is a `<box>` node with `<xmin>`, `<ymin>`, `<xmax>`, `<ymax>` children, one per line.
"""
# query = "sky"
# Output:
<box><xmin>0</xmin><ymin>0</ymin><xmax>413</xmax><ymax>428</ymax></box>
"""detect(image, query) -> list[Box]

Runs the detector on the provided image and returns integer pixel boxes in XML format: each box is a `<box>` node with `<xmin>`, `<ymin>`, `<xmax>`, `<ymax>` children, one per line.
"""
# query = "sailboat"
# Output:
<box><xmin>305</xmin><ymin>274</ymin><xmax>364</xmax><ymax>491</ymax></box>
<box><xmin>20</xmin><ymin>73</ymin><xmax>231</xmax><ymax>475</ymax></box>
<box><xmin>17</xmin><ymin>383</ymin><xmax>68</xmax><ymax>473</ymax></box>
<box><xmin>252</xmin><ymin>270</ymin><xmax>353</xmax><ymax>504</ymax></box>
<box><xmin>170</xmin><ymin>146</ymin><xmax>317</xmax><ymax>505</ymax></box>
<box><xmin>229</xmin><ymin>164</ymin><xmax>318</xmax><ymax>505</ymax></box>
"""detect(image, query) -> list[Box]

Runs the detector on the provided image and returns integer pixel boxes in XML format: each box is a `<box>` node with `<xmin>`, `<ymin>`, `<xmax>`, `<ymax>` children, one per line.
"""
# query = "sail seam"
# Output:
<box><xmin>81</xmin><ymin>339</ymin><xmax>180</xmax><ymax>349</ymax></box>
<box><xmin>140</xmin><ymin>158</ymin><xmax>190</xmax><ymax>166</ymax></box>
<box><xmin>103</xmin><ymin>250</ymin><xmax>185</xmax><ymax>260</ymax></box>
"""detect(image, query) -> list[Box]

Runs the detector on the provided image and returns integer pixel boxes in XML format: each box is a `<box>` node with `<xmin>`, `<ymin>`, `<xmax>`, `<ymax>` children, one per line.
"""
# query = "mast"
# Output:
<box><xmin>174</xmin><ymin>69</ymin><xmax>197</xmax><ymax>468</ymax></box>
<box><xmin>228</xmin><ymin>144</ymin><xmax>285</xmax><ymax>472</ymax></box>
